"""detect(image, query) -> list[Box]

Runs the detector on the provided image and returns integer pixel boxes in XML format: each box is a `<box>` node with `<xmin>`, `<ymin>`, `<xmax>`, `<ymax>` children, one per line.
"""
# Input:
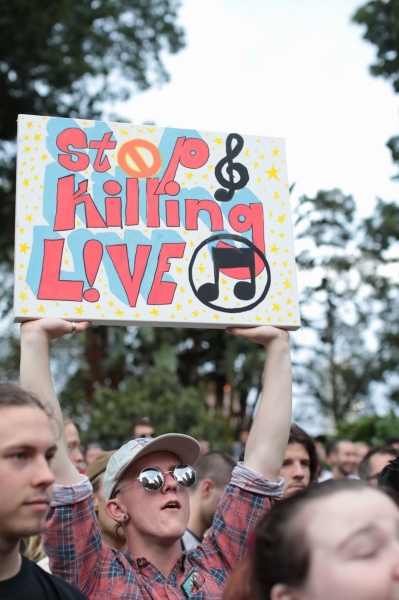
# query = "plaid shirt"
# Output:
<box><xmin>43</xmin><ymin>463</ymin><xmax>283</xmax><ymax>599</ymax></box>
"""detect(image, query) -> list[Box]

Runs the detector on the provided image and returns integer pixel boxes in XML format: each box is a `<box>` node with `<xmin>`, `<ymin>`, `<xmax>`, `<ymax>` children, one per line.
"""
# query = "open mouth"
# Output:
<box><xmin>161</xmin><ymin>500</ymin><xmax>181</xmax><ymax>510</ymax></box>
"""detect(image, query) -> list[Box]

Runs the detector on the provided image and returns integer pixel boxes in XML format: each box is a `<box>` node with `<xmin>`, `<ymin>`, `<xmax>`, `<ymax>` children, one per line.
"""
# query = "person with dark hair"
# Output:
<box><xmin>129</xmin><ymin>418</ymin><xmax>155</xmax><ymax>439</ymax></box>
<box><xmin>280</xmin><ymin>425</ymin><xmax>319</xmax><ymax>497</ymax></box>
<box><xmin>385</xmin><ymin>437</ymin><xmax>399</xmax><ymax>451</ymax></box>
<box><xmin>63</xmin><ymin>416</ymin><xmax>84</xmax><ymax>470</ymax></box>
<box><xmin>359</xmin><ymin>445</ymin><xmax>398</xmax><ymax>487</ymax></box>
<box><xmin>181</xmin><ymin>451</ymin><xmax>236</xmax><ymax>550</ymax></box>
<box><xmin>0</xmin><ymin>382</ymin><xmax>88</xmax><ymax>599</ymax></box>
<box><xmin>378</xmin><ymin>454</ymin><xmax>399</xmax><ymax>497</ymax></box>
<box><xmin>20</xmin><ymin>319</ymin><xmax>292</xmax><ymax>599</ymax></box>
<box><xmin>326</xmin><ymin>438</ymin><xmax>358</xmax><ymax>479</ymax></box>
<box><xmin>224</xmin><ymin>479</ymin><xmax>399</xmax><ymax>600</ymax></box>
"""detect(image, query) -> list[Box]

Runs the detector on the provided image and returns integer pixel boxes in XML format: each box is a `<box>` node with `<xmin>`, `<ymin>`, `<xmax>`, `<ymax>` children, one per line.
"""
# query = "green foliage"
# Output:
<box><xmin>335</xmin><ymin>412</ymin><xmax>399</xmax><ymax>444</ymax></box>
<box><xmin>0</xmin><ymin>0</ymin><xmax>184</xmax><ymax>269</ymax></box>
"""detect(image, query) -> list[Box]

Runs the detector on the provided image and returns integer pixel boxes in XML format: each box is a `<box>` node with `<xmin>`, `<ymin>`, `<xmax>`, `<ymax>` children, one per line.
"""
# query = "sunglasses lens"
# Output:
<box><xmin>174</xmin><ymin>465</ymin><xmax>196</xmax><ymax>488</ymax></box>
<box><xmin>139</xmin><ymin>467</ymin><xmax>164</xmax><ymax>491</ymax></box>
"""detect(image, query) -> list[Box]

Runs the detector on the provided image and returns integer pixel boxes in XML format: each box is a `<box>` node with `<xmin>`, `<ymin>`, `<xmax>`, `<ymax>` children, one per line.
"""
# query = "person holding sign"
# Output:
<box><xmin>19</xmin><ymin>318</ymin><xmax>292</xmax><ymax>600</ymax></box>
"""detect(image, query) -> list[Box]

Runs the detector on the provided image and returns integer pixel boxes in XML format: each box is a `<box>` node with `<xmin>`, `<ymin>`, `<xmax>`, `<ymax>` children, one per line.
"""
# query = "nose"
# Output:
<box><xmin>161</xmin><ymin>471</ymin><xmax>179</xmax><ymax>493</ymax></box>
<box><xmin>32</xmin><ymin>456</ymin><xmax>55</xmax><ymax>488</ymax></box>
<box><xmin>72</xmin><ymin>447</ymin><xmax>83</xmax><ymax>467</ymax></box>
<box><xmin>292</xmin><ymin>461</ymin><xmax>305</xmax><ymax>479</ymax></box>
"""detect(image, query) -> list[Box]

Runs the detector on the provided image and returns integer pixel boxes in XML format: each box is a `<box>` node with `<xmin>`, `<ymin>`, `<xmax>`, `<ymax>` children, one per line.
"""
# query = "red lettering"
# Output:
<box><xmin>148</xmin><ymin>243</ymin><xmax>186</xmax><ymax>304</ymax></box>
<box><xmin>54</xmin><ymin>175</ymin><xmax>107</xmax><ymax>231</ymax></box>
<box><xmin>89</xmin><ymin>132</ymin><xmax>116</xmax><ymax>173</ymax></box>
<box><xmin>147</xmin><ymin>178</ymin><xmax>160</xmax><ymax>228</ymax></box>
<box><xmin>125</xmin><ymin>178</ymin><xmax>139</xmax><ymax>226</ymax></box>
<box><xmin>156</xmin><ymin>137</ymin><xmax>209</xmax><ymax>196</ymax></box>
<box><xmin>225</xmin><ymin>203</ymin><xmax>266</xmax><ymax>277</ymax></box>
<box><xmin>106</xmin><ymin>244</ymin><xmax>151</xmax><ymax>307</ymax></box>
<box><xmin>104</xmin><ymin>180</ymin><xmax>122</xmax><ymax>227</ymax></box>
<box><xmin>165</xmin><ymin>200</ymin><xmax>180</xmax><ymax>227</ymax></box>
<box><xmin>56</xmin><ymin>128</ymin><xmax>89</xmax><ymax>172</ymax></box>
<box><xmin>185</xmin><ymin>199</ymin><xmax>223</xmax><ymax>231</ymax></box>
<box><xmin>37</xmin><ymin>239</ymin><xmax>83</xmax><ymax>301</ymax></box>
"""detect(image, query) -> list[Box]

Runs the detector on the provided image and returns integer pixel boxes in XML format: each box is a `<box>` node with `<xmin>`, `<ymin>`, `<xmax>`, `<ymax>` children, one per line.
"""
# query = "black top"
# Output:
<box><xmin>0</xmin><ymin>555</ymin><xmax>88</xmax><ymax>599</ymax></box>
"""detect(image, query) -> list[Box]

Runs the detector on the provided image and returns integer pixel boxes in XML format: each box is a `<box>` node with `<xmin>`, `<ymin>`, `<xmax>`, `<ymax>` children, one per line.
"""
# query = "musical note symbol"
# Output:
<box><xmin>214</xmin><ymin>133</ymin><xmax>250</xmax><ymax>202</ymax></box>
<box><xmin>197</xmin><ymin>246</ymin><xmax>256</xmax><ymax>304</ymax></box>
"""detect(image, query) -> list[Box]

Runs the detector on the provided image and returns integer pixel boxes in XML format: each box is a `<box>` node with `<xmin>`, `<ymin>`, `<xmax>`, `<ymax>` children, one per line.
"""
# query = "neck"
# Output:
<box><xmin>186</xmin><ymin>496</ymin><xmax>207</xmax><ymax>540</ymax></box>
<box><xmin>0</xmin><ymin>540</ymin><xmax>21</xmax><ymax>582</ymax></box>
<box><xmin>103</xmin><ymin>531</ymin><xmax>126</xmax><ymax>553</ymax></box>
<box><xmin>126</xmin><ymin>533</ymin><xmax>182</xmax><ymax>578</ymax></box>
<box><xmin>332</xmin><ymin>465</ymin><xmax>348</xmax><ymax>479</ymax></box>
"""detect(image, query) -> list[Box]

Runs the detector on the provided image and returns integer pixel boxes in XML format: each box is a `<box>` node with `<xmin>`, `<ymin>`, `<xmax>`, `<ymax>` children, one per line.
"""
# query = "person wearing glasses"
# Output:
<box><xmin>20</xmin><ymin>318</ymin><xmax>292</xmax><ymax>599</ymax></box>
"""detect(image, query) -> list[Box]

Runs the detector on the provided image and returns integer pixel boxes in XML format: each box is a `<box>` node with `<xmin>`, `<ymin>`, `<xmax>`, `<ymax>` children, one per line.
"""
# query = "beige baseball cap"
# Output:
<box><xmin>103</xmin><ymin>434</ymin><xmax>201</xmax><ymax>501</ymax></box>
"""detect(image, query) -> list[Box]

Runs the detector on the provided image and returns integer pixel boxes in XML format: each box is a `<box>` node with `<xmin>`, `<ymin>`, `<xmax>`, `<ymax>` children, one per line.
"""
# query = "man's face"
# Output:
<box><xmin>281</xmin><ymin>442</ymin><xmax>311</xmax><ymax>497</ymax></box>
<box><xmin>366</xmin><ymin>453</ymin><xmax>395</xmax><ymax>488</ymax></box>
<box><xmin>332</xmin><ymin>441</ymin><xmax>358</xmax><ymax>477</ymax></box>
<box><xmin>0</xmin><ymin>406</ymin><xmax>55</xmax><ymax>542</ymax></box>
<box><xmin>64</xmin><ymin>422</ymin><xmax>83</xmax><ymax>469</ymax></box>
<box><xmin>108</xmin><ymin>450</ymin><xmax>190</xmax><ymax>545</ymax></box>
<box><xmin>132</xmin><ymin>424</ymin><xmax>155</xmax><ymax>439</ymax></box>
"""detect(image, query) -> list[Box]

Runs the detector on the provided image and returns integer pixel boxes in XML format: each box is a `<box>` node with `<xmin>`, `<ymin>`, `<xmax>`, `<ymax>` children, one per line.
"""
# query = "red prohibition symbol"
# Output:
<box><xmin>117</xmin><ymin>139</ymin><xmax>162</xmax><ymax>178</ymax></box>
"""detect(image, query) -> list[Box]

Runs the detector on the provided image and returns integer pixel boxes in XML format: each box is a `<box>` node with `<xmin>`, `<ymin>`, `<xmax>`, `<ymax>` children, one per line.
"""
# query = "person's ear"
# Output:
<box><xmin>270</xmin><ymin>583</ymin><xmax>301</xmax><ymax>600</ymax></box>
<box><xmin>200</xmin><ymin>479</ymin><xmax>214</xmax><ymax>499</ymax></box>
<box><xmin>105</xmin><ymin>498</ymin><xmax>128</xmax><ymax>523</ymax></box>
<box><xmin>92</xmin><ymin>492</ymin><xmax>99</xmax><ymax>513</ymax></box>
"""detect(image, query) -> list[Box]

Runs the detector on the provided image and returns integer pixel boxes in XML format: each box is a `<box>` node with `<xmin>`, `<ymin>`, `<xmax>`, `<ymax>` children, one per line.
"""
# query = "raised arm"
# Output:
<box><xmin>20</xmin><ymin>318</ymin><xmax>91</xmax><ymax>485</ymax></box>
<box><xmin>227</xmin><ymin>326</ymin><xmax>292</xmax><ymax>482</ymax></box>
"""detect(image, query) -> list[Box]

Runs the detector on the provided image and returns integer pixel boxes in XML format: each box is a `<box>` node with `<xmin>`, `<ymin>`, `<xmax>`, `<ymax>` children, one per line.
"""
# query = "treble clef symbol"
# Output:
<box><xmin>214</xmin><ymin>133</ymin><xmax>249</xmax><ymax>202</ymax></box>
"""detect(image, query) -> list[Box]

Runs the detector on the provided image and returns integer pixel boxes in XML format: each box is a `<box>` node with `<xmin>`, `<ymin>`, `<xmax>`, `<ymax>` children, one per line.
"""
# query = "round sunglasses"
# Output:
<box><xmin>115</xmin><ymin>464</ymin><xmax>197</xmax><ymax>494</ymax></box>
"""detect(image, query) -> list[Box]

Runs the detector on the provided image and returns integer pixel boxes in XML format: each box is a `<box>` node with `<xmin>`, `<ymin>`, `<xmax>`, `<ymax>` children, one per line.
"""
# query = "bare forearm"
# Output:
<box><xmin>243</xmin><ymin>336</ymin><xmax>292</xmax><ymax>480</ymax></box>
<box><xmin>20</xmin><ymin>319</ymin><xmax>89</xmax><ymax>484</ymax></box>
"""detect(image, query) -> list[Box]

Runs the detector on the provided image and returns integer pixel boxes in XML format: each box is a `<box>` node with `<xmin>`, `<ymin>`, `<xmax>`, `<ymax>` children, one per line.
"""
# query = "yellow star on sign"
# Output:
<box><xmin>193</xmin><ymin>310</ymin><xmax>199</xmax><ymax>317</ymax></box>
<box><xmin>19</xmin><ymin>292</ymin><xmax>28</xmax><ymax>301</ymax></box>
<box><xmin>272</xmin><ymin>148</ymin><xmax>280</xmax><ymax>156</ymax></box>
<box><xmin>21</xmin><ymin>308</ymin><xmax>29</xmax><ymax>314</ymax></box>
<box><xmin>265</xmin><ymin>165</ymin><xmax>281</xmax><ymax>181</ymax></box>
<box><xmin>198</xmin><ymin>263</ymin><xmax>205</xmax><ymax>273</ymax></box>
<box><xmin>277</xmin><ymin>214</ymin><xmax>286</xmax><ymax>224</ymax></box>
<box><xmin>25</xmin><ymin>215</ymin><xmax>33</xmax><ymax>223</ymax></box>
<box><xmin>115</xmin><ymin>308</ymin><xmax>124</xmax><ymax>316</ymax></box>
<box><xmin>243</xmin><ymin>149</ymin><xmax>250</xmax><ymax>157</ymax></box>
<box><xmin>272</xmin><ymin>304</ymin><xmax>282</xmax><ymax>312</ymax></box>
<box><xmin>135</xmin><ymin>313</ymin><xmax>140</xmax><ymax>318</ymax></box>
<box><xmin>179</xmin><ymin>286</ymin><xmax>185</xmax><ymax>293</ymax></box>
<box><xmin>19</xmin><ymin>243</ymin><xmax>30</xmax><ymax>254</ymax></box>
<box><xmin>286</xmin><ymin>298</ymin><xmax>292</xmax><ymax>305</ymax></box>
<box><xmin>34</xmin><ymin>134</ymin><xmax>41</xmax><ymax>141</ymax></box>
<box><xmin>255</xmin><ymin>316</ymin><xmax>262</xmax><ymax>321</ymax></box>
<box><xmin>213</xmin><ymin>137</ymin><xmax>223</xmax><ymax>145</ymax></box>
<box><xmin>95</xmin><ymin>304</ymin><xmax>101</xmax><ymax>310</ymax></box>
<box><xmin>119</xmin><ymin>128</ymin><xmax>129</xmax><ymax>135</ymax></box>
<box><xmin>38</xmin><ymin>305</ymin><xmax>45</xmax><ymax>313</ymax></box>
<box><xmin>108</xmin><ymin>300</ymin><xmax>114</xmax><ymax>307</ymax></box>
<box><xmin>270</xmin><ymin>244</ymin><xmax>279</xmax><ymax>254</ymax></box>
<box><xmin>24</xmin><ymin>146</ymin><xmax>31</xmax><ymax>153</ymax></box>
<box><xmin>170</xmin><ymin>314</ymin><xmax>175</xmax><ymax>319</ymax></box>
<box><xmin>274</xmin><ymin>191</ymin><xmax>280</xmax><ymax>199</ymax></box>
<box><xmin>176</xmin><ymin>304</ymin><xmax>182</xmax><ymax>310</ymax></box>
<box><xmin>186</xmin><ymin>172</ymin><xmax>193</xmax><ymax>180</ymax></box>
<box><xmin>283</xmin><ymin>279</ymin><xmax>292</xmax><ymax>289</ymax></box>
<box><xmin>41</xmin><ymin>154</ymin><xmax>48</xmax><ymax>161</ymax></box>
<box><xmin>23</xmin><ymin>178</ymin><xmax>29</xmax><ymax>187</ymax></box>
<box><xmin>75</xmin><ymin>306</ymin><xmax>84</xmax><ymax>315</ymax></box>
<box><xmin>176</xmin><ymin>266</ymin><xmax>183</xmax><ymax>274</ymax></box>
<box><xmin>150</xmin><ymin>308</ymin><xmax>159</xmax><ymax>316</ymax></box>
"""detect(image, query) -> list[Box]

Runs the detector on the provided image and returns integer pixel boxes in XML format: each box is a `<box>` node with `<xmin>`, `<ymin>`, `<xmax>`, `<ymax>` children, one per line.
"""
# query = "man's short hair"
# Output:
<box><xmin>326</xmin><ymin>438</ymin><xmax>352</xmax><ymax>457</ymax></box>
<box><xmin>190</xmin><ymin>451</ymin><xmax>236</xmax><ymax>491</ymax></box>
<box><xmin>130</xmin><ymin>418</ymin><xmax>155</xmax><ymax>437</ymax></box>
<box><xmin>289</xmin><ymin>425</ymin><xmax>319</xmax><ymax>484</ymax></box>
<box><xmin>0</xmin><ymin>382</ymin><xmax>45</xmax><ymax>411</ymax></box>
<box><xmin>358</xmin><ymin>445</ymin><xmax>398</xmax><ymax>481</ymax></box>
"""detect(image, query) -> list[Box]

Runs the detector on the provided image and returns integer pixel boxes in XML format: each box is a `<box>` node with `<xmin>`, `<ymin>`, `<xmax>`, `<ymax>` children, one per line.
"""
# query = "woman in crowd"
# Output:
<box><xmin>224</xmin><ymin>479</ymin><xmax>399</xmax><ymax>600</ymax></box>
<box><xmin>280</xmin><ymin>425</ymin><xmax>319</xmax><ymax>497</ymax></box>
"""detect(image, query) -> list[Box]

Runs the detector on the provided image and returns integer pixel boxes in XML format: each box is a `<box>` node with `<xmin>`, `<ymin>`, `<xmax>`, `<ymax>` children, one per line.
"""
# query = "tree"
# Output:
<box><xmin>0</xmin><ymin>0</ymin><xmax>185</xmax><ymax>267</ymax></box>
<box><xmin>353</xmin><ymin>1</ymin><xmax>399</xmax><ymax>176</ymax></box>
<box><xmin>293</xmin><ymin>189</ymin><xmax>379</xmax><ymax>422</ymax></box>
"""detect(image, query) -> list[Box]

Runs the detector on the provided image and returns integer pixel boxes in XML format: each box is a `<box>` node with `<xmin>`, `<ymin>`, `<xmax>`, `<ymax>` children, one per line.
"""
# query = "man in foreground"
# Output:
<box><xmin>20</xmin><ymin>318</ymin><xmax>292</xmax><ymax>599</ymax></box>
<box><xmin>0</xmin><ymin>382</ymin><xmax>88</xmax><ymax>599</ymax></box>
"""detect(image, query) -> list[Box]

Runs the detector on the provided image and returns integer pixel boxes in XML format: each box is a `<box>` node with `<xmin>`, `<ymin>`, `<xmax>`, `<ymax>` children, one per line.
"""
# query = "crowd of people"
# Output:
<box><xmin>1</xmin><ymin>317</ymin><xmax>399</xmax><ymax>599</ymax></box>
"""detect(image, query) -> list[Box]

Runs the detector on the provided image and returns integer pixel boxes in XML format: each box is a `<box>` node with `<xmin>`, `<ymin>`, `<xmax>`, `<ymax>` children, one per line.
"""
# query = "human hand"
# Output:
<box><xmin>226</xmin><ymin>325</ymin><xmax>290</xmax><ymax>348</ymax></box>
<box><xmin>20</xmin><ymin>318</ymin><xmax>91</xmax><ymax>342</ymax></box>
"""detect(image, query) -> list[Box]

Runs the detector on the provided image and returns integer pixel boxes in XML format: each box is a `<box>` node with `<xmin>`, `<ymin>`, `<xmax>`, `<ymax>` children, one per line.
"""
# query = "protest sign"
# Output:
<box><xmin>14</xmin><ymin>115</ymin><xmax>300</xmax><ymax>329</ymax></box>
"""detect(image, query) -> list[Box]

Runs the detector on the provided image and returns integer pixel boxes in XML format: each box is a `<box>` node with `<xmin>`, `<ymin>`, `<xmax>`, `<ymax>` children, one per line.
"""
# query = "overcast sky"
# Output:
<box><xmin>118</xmin><ymin>0</ymin><xmax>399</xmax><ymax>220</ymax></box>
